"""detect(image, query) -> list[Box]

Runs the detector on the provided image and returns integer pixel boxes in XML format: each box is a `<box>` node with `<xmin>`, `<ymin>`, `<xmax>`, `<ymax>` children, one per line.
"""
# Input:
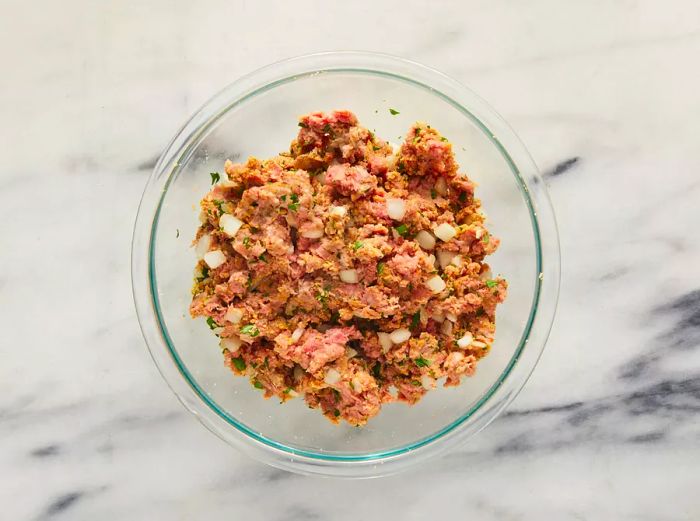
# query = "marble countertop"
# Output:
<box><xmin>2</xmin><ymin>1</ymin><xmax>699</xmax><ymax>519</ymax></box>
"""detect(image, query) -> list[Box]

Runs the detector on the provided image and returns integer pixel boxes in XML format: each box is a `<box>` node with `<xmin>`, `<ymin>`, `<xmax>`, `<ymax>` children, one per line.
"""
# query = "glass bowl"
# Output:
<box><xmin>131</xmin><ymin>51</ymin><xmax>560</xmax><ymax>478</ymax></box>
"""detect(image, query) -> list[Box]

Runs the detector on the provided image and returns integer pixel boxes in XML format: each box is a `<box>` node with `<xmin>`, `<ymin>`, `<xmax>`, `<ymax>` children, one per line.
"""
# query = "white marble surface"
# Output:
<box><xmin>2</xmin><ymin>1</ymin><xmax>699</xmax><ymax>519</ymax></box>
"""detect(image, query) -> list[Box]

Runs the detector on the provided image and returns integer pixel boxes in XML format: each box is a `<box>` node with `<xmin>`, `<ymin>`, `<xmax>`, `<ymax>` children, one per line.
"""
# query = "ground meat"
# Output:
<box><xmin>190</xmin><ymin>110</ymin><xmax>507</xmax><ymax>426</ymax></box>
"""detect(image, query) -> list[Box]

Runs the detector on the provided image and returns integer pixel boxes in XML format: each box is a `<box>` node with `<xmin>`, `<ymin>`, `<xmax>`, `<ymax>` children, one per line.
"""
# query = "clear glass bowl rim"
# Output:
<box><xmin>131</xmin><ymin>51</ymin><xmax>560</xmax><ymax>477</ymax></box>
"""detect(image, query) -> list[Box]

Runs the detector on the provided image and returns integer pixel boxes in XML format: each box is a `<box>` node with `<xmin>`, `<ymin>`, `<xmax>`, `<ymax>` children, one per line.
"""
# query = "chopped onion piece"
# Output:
<box><xmin>340</xmin><ymin>269</ymin><xmax>359</xmax><ymax>283</ymax></box>
<box><xmin>435</xmin><ymin>177</ymin><xmax>447</xmax><ymax>195</ymax></box>
<box><xmin>378</xmin><ymin>332</ymin><xmax>393</xmax><ymax>353</ymax></box>
<box><xmin>316</xmin><ymin>172</ymin><xmax>326</xmax><ymax>185</ymax></box>
<box><xmin>474</xmin><ymin>227</ymin><xmax>484</xmax><ymax>239</ymax></box>
<box><xmin>421</xmin><ymin>375</ymin><xmax>435</xmax><ymax>390</ymax></box>
<box><xmin>346</xmin><ymin>348</ymin><xmax>358</xmax><ymax>359</ymax></box>
<box><xmin>437</xmin><ymin>250</ymin><xmax>457</xmax><ymax>269</ymax></box>
<box><xmin>291</xmin><ymin>327</ymin><xmax>305</xmax><ymax>343</ymax></box>
<box><xmin>386</xmin><ymin>198</ymin><xmax>406</xmax><ymax>220</ymax></box>
<box><xmin>287</xmin><ymin>389</ymin><xmax>299</xmax><ymax>398</ymax></box>
<box><xmin>426</xmin><ymin>275</ymin><xmax>446</xmax><ymax>293</ymax></box>
<box><xmin>415</xmin><ymin>230</ymin><xmax>436</xmax><ymax>250</ymax></box>
<box><xmin>324</xmin><ymin>368</ymin><xmax>341</xmax><ymax>385</ymax></box>
<box><xmin>390</xmin><ymin>328</ymin><xmax>411</xmax><ymax>344</ymax></box>
<box><xmin>441</xmin><ymin>320</ymin><xmax>453</xmax><ymax>336</ymax></box>
<box><xmin>224</xmin><ymin>307</ymin><xmax>243</xmax><ymax>324</ymax></box>
<box><xmin>471</xmin><ymin>340</ymin><xmax>487</xmax><ymax>349</ymax></box>
<box><xmin>451</xmin><ymin>255</ymin><xmax>463</xmax><ymax>267</ymax></box>
<box><xmin>446</xmin><ymin>312</ymin><xmax>458</xmax><ymax>323</ymax></box>
<box><xmin>220</xmin><ymin>336</ymin><xmax>242</xmax><ymax>353</ymax></box>
<box><xmin>219</xmin><ymin>214</ymin><xmax>242</xmax><ymax>237</ymax></box>
<box><xmin>330</xmin><ymin>205</ymin><xmax>347</xmax><ymax>217</ymax></box>
<box><xmin>432</xmin><ymin>312</ymin><xmax>445</xmax><ymax>323</ymax></box>
<box><xmin>301</xmin><ymin>228</ymin><xmax>324</xmax><ymax>239</ymax></box>
<box><xmin>457</xmin><ymin>332</ymin><xmax>474</xmax><ymax>348</ymax></box>
<box><xmin>434</xmin><ymin>222</ymin><xmax>457</xmax><ymax>242</ymax></box>
<box><xmin>203</xmin><ymin>249</ymin><xmax>226</xmax><ymax>269</ymax></box>
<box><xmin>195</xmin><ymin>234</ymin><xmax>211</xmax><ymax>258</ymax></box>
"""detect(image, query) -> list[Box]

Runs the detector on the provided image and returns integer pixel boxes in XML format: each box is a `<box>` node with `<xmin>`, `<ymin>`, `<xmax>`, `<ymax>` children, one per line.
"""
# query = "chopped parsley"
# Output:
<box><xmin>458</xmin><ymin>192</ymin><xmax>467</xmax><ymax>203</ymax></box>
<box><xmin>323</xmin><ymin>123</ymin><xmax>333</xmax><ymax>135</ymax></box>
<box><xmin>352</xmin><ymin>240</ymin><xmax>363</xmax><ymax>251</ymax></box>
<box><xmin>253</xmin><ymin>380</ymin><xmax>264</xmax><ymax>389</ymax></box>
<box><xmin>389</xmin><ymin>108</ymin><xmax>400</xmax><ymax>115</ymax></box>
<box><xmin>333</xmin><ymin>409</ymin><xmax>340</xmax><ymax>417</ymax></box>
<box><xmin>430</xmin><ymin>188</ymin><xmax>437</xmax><ymax>199</ymax></box>
<box><xmin>206</xmin><ymin>317</ymin><xmax>218</xmax><ymax>330</ymax></box>
<box><xmin>410</xmin><ymin>311</ymin><xmax>421</xmax><ymax>331</ymax></box>
<box><xmin>258</xmin><ymin>253</ymin><xmax>267</xmax><ymax>263</ymax></box>
<box><xmin>263</xmin><ymin>356</ymin><xmax>269</xmax><ymax>369</ymax></box>
<box><xmin>298</xmin><ymin>121</ymin><xmax>308</xmax><ymax>128</ymax></box>
<box><xmin>482</xmin><ymin>232</ymin><xmax>490</xmax><ymax>244</ymax></box>
<box><xmin>316</xmin><ymin>289</ymin><xmax>330</xmax><ymax>305</ymax></box>
<box><xmin>377</xmin><ymin>262</ymin><xmax>385</xmax><ymax>275</ymax></box>
<box><xmin>372</xmin><ymin>144</ymin><xmax>382</xmax><ymax>151</ymax></box>
<box><xmin>210</xmin><ymin>172</ymin><xmax>220</xmax><ymax>184</ymax></box>
<box><xmin>332</xmin><ymin>389</ymin><xmax>341</xmax><ymax>403</ymax></box>
<box><xmin>240</xmin><ymin>324</ymin><xmax>260</xmax><ymax>337</ymax></box>
<box><xmin>411</xmin><ymin>380</ymin><xmax>422</xmax><ymax>386</ymax></box>
<box><xmin>231</xmin><ymin>357</ymin><xmax>246</xmax><ymax>371</ymax></box>
<box><xmin>440</xmin><ymin>136</ymin><xmax>448</xmax><ymax>142</ymax></box>
<box><xmin>213</xmin><ymin>200</ymin><xmax>226</xmax><ymax>213</ymax></box>
<box><xmin>283</xmin><ymin>387</ymin><xmax>293</xmax><ymax>394</ymax></box>
<box><xmin>280</xmin><ymin>194</ymin><xmax>287</xmax><ymax>201</ymax></box>
<box><xmin>485</xmin><ymin>279</ymin><xmax>498</xmax><ymax>288</ymax></box>
<box><xmin>372</xmin><ymin>363</ymin><xmax>382</xmax><ymax>379</ymax></box>
<box><xmin>242</xmin><ymin>236</ymin><xmax>251</xmax><ymax>248</ymax></box>
<box><xmin>414</xmin><ymin>356</ymin><xmax>431</xmax><ymax>368</ymax></box>
<box><xmin>394</xmin><ymin>224</ymin><xmax>409</xmax><ymax>237</ymax></box>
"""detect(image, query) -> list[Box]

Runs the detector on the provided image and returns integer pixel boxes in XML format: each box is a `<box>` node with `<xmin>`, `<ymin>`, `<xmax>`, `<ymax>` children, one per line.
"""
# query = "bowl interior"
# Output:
<box><xmin>151</xmin><ymin>69</ymin><xmax>539</xmax><ymax>457</ymax></box>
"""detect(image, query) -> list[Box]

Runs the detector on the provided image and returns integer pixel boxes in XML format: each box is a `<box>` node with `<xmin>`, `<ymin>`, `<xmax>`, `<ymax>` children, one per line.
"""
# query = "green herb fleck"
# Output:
<box><xmin>231</xmin><ymin>357</ymin><xmax>246</xmax><ymax>371</ymax></box>
<box><xmin>440</xmin><ymin>136</ymin><xmax>448</xmax><ymax>142</ymax></box>
<box><xmin>213</xmin><ymin>200</ymin><xmax>226</xmax><ymax>213</ymax></box>
<box><xmin>287</xmin><ymin>202</ymin><xmax>300</xmax><ymax>211</ymax></box>
<box><xmin>332</xmin><ymin>389</ymin><xmax>341</xmax><ymax>403</ymax></box>
<box><xmin>298</xmin><ymin>121</ymin><xmax>308</xmax><ymax>128</ymax></box>
<box><xmin>323</xmin><ymin>123</ymin><xmax>333</xmax><ymax>135</ymax></box>
<box><xmin>258</xmin><ymin>253</ymin><xmax>267</xmax><ymax>263</ymax></box>
<box><xmin>253</xmin><ymin>380</ymin><xmax>264</xmax><ymax>389</ymax></box>
<box><xmin>377</xmin><ymin>262</ymin><xmax>385</xmax><ymax>275</ymax></box>
<box><xmin>482</xmin><ymin>232</ymin><xmax>490</xmax><ymax>244</ymax></box>
<box><xmin>410</xmin><ymin>311</ymin><xmax>421</xmax><ymax>331</ymax></box>
<box><xmin>206</xmin><ymin>317</ymin><xmax>218</xmax><ymax>330</ymax></box>
<box><xmin>411</xmin><ymin>380</ymin><xmax>422</xmax><ymax>386</ymax></box>
<box><xmin>372</xmin><ymin>144</ymin><xmax>381</xmax><ymax>151</ymax></box>
<box><xmin>240</xmin><ymin>324</ymin><xmax>260</xmax><ymax>337</ymax></box>
<box><xmin>372</xmin><ymin>363</ymin><xmax>382</xmax><ymax>379</ymax></box>
<box><xmin>394</xmin><ymin>224</ymin><xmax>409</xmax><ymax>237</ymax></box>
<box><xmin>352</xmin><ymin>240</ymin><xmax>363</xmax><ymax>251</ymax></box>
<box><xmin>210</xmin><ymin>172</ymin><xmax>220</xmax><ymax>184</ymax></box>
<box><xmin>430</xmin><ymin>189</ymin><xmax>437</xmax><ymax>199</ymax></box>
<box><xmin>290</xmin><ymin>193</ymin><xmax>299</xmax><ymax>203</ymax></box>
<box><xmin>264</xmin><ymin>356</ymin><xmax>269</xmax><ymax>369</ymax></box>
<box><xmin>485</xmin><ymin>279</ymin><xmax>498</xmax><ymax>288</ymax></box>
<box><xmin>389</xmin><ymin>108</ymin><xmax>400</xmax><ymax>115</ymax></box>
<box><xmin>199</xmin><ymin>265</ymin><xmax>209</xmax><ymax>279</ymax></box>
<box><xmin>459</xmin><ymin>192</ymin><xmax>467</xmax><ymax>203</ymax></box>
<box><xmin>415</xmin><ymin>356</ymin><xmax>431</xmax><ymax>368</ymax></box>
<box><xmin>333</xmin><ymin>409</ymin><xmax>340</xmax><ymax>417</ymax></box>
<box><xmin>283</xmin><ymin>387</ymin><xmax>292</xmax><ymax>394</ymax></box>
<box><xmin>242</xmin><ymin>236</ymin><xmax>251</xmax><ymax>248</ymax></box>
<box><xmin>280</xmin><ymin>194</ymin><xmax>287</xmax><ymax>201</ymax></box>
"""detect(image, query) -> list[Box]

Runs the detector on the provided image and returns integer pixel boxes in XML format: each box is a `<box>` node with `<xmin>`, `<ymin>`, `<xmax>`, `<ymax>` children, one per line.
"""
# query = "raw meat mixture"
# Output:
<box><xmin>190</xmin><ymin>110</ymin><xmax>507</xmax><ymax>426</ymax></box>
